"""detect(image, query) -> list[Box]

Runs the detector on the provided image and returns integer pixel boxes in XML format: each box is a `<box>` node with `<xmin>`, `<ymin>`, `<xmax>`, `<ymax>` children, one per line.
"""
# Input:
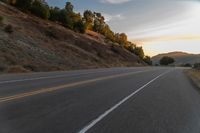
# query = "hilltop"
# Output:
<box><xmin>0</xmin><ymin>2</ymin><xmax>145</xmax><ymax>73</ymax></box>
<box><xmin>152</xmin><ymin>51</ymin><xmax>200</xmax><ymax>65</ymax></box>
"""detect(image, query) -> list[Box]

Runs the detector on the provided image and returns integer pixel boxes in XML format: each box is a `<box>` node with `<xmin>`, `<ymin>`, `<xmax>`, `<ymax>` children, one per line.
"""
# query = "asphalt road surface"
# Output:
<box><xmin>0</xmin><ymin>67</ymin><xmax>200</xmax><ymax>133</ymax></box>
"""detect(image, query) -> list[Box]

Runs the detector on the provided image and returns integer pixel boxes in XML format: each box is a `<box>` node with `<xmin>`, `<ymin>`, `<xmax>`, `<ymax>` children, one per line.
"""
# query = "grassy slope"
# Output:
<box><xmin>0</xmin><ymin>2</ymin><xmax>144</xmax><ymax>73</ymax></box>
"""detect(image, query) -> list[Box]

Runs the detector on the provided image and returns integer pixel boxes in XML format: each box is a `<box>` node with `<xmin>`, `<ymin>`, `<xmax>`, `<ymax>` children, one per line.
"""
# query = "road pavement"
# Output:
<box><xmin>0</xmin><ymin>67</ymin><xmax>200</xmax><ymax>133</ymax></box>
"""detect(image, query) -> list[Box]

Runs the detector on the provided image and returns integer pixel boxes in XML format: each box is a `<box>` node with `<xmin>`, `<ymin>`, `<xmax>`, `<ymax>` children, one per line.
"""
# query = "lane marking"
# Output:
<box><xmin>0</xmin><ymin>70</ymin><xmax>153</xmax><ymax>103</ymax></box>
<box><xmin>0</xmin><ymin>70</ymin><xmax>115</xmax><ymax>84</ymax></box>
<box><xmin>0</xmin><ymin>68</ymin><xmax>142</xmax><ymax>84</ymax></box>
<box><xmin>78</xmin><ymin>70</ymin><xmax>172</xmax><ymax>133</ymax></box>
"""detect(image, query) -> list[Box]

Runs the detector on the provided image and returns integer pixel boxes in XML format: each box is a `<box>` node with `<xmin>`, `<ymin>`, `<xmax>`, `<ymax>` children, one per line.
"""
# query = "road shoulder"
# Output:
<box><xmin>185</xmin><ymin>69</ymin><xmax>200</xmax><ymax>91</ymax></box>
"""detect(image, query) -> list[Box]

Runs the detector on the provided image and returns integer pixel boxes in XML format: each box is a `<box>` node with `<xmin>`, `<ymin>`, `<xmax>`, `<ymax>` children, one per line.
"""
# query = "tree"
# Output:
<box><xmin>143</xmin><ymin>56</ymin><xmax>152</xmax><ymax>65</ymax></box>
<box><xmin>93</xmin><ymin>12</ymin><xmax>105</xmax><ymax>33</ymax></box>
<box><xmin>116</xmin><ymin>33</ymin><xmax>127</xmax><ymax>46</ymax></box>
<box><xmin>50</xmin><ymin>2</ymin><xmax>85</xmax><ymax>32</ymax></box>
<box><xmin>7</xmin><ymin>0</ymin><xmax>148</xmax><ymax>59</ymax></box>
<box><xmin>30</xmin><ymin>0</ymin><xmax>50</xmax><ymax>19</ymax></box>
<box><xmin>133</xmin><ymin>46</ymin><xmax>144</xmax><ymax>59</ymax></box>
<box><xmin>73</xmin><ymin>20</ymin><xmax>86</xmax><ymax>33</ymax></box>
<box><xmin>65</xmin><ymin>2</ymin><xmax>73</xmax><ymax>13</ymax></box>
<box><xmin>58</xmin><ymin>2</ymin><xmax>77</xmax><ymax>29</ymax></box>
<box><xmin>83</xmin><ymin>10</ymin><xmax>94</xmax><ymax>30</ymax></box>
<box><xmin>58</xmin><ymin>9</ymin><xmax>73</xmax><ymax>29</ymax></box>
<box><xmin>15</xmin><ymin>0</ymin><xmax>33</xmax><ymax>10</ymax></box>
<box><xmin>71</xmin><ymin>13</ymin><xmax>86</xmax><ymax>33</ymax></box>
<box><xmin>49</xmin><ymin>7</ymin><xmax>60</xmax><ymax>21</ymax></box>
<box><xmin>127</xmin><ymin>42</ymin><xmax>136</xmax><ymax>53</ymax></box>
<box><xmin>160</xmin><ymin>56</ymin><xmax>175</xmax><ymax>65</ymax></box>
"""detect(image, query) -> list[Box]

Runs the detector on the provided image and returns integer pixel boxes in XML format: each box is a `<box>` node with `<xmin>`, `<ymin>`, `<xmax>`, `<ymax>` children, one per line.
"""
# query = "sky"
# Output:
<box><xmin>46</xmin><ymin>0</ymin><xmax>200</xmax><ymax>56</ymax></box>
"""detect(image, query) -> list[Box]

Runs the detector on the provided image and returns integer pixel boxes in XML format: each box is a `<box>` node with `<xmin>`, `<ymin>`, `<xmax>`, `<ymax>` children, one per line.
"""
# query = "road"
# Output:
<box><xmin>0</xmin><ymin>67</ymin><xmax>200</xmax><ymax>133</ymax></box>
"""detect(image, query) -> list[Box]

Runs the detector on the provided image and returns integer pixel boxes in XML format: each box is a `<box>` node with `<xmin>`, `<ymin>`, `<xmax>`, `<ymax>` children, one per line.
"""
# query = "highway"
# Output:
<box><xmin>0</xmin><ymin>67</ymin><xmax>200</xmax><ymax>133</ymax></box>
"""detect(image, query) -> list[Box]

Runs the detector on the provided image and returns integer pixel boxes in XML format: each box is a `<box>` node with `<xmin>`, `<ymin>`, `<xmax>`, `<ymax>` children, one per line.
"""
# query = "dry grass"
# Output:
<box><xmin>0</xmin><ymin>2</ymin><xmax>144</xmax><ymax>73</ymax></box>
<box><xmin>4</xmin><ymin>24</ymin><xmax>14</xmax><ymax>33</ymax></box>
<box><xmin>186</xmin><ymin>69</ymin><xmax>200</xmax><ymax>89</ymax></box>
<box><xmin>0</xmin><ymin>16</ymin><xmax>3</xmax><ymax>23</ymax></box>
<box><xmin>6</xmin><ymin>65</ymin><xmax>30</xmax><ymax>73</ymax></box>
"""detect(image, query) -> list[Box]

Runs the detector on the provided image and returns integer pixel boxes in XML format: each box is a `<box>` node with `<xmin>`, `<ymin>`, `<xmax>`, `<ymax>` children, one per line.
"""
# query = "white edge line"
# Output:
<box><xmin>78</xmin><ymin>70</ymin><xmax>172</xmax><ymax>133</ymax></box>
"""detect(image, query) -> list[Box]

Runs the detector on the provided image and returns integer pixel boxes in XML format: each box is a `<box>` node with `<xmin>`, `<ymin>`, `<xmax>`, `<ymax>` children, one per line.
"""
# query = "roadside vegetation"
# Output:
<box><xmin>186</xmin><ymin>63</ymin><xmax>200</xmax><ymax>89</ymax></box>
<box><xmin>0</xmin><ymin>16</ymin><xmax>3</xmax><ymax>23</ymax></box>
<box><xmin>159</xmin><ymin>56</ymin><xmax>175</xmax><ymax>66</ymax></box>
<box><xmin>0</xmin><ymin>1</ymin><xmax>147</xmax><ymax>73</ymax></box>
<box><xmin>0</xmin><ymin>0</ymin><xmax>151</xmax><ymax>64</ymax></box>
<box><xmin>194</xmin><ymin>63</ymin><xmax>200</xmax><ymax>69</ymax></box>
<box><xmin>4</xmin><ymin>24</ymin><xmax>14</xmax><ymax>33</ymax></box>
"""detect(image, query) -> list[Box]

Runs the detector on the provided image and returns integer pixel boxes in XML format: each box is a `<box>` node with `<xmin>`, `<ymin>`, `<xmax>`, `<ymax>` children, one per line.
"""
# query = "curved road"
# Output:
<box><xmin>0</xmin><ymin>67</ymin><xmax>200</xmax><ymax>133</ymax></box>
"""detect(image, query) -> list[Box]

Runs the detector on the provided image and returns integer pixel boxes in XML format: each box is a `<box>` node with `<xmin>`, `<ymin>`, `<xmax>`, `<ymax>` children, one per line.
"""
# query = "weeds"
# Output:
<box><xmin>4</xmin><ymin>24</ymin><xmax>14</xmax><ymax>33</ymax></box>
<box><xmin>0</xmin><ymin>64</ymin><xmax>7</xmax><ymax>72</ymax></box>
<box><xmin>6</xmin><ymin>65</ymin><xmax>29</xmax><ymax>73</ymax></box>
<box><xmin>45</xmin><ymin>28</ymin><xmax>58</xmax><ymax>39</ymax></box>
<box><xmin>0</xmin><ymin>16</ymin><xmax>3</xmax><ymax>24</ymax></box>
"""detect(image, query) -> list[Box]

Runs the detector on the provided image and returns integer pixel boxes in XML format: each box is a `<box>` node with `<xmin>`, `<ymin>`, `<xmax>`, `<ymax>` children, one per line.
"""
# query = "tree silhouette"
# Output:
<box><xmin>160</xmin><ymin>56</ymin><xmax>175</xmax><ymax>65</ymax></box>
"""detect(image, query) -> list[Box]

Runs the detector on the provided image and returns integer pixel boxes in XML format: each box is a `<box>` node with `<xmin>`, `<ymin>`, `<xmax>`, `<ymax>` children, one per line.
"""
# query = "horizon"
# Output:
<box><xmin>46</xmin><ymin>0</ymin><xmax>200</xmax><ymax>56</ymax></box>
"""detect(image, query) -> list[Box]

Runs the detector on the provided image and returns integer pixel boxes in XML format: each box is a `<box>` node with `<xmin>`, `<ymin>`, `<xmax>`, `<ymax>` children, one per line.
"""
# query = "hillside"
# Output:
<box><xmin>0</xmin><ymin>2</ymin><xmax>144</xmax><ymax>73</ymax></box>
<box><xmin>152</xmin><ymin>51</ymin><xmax>200</xmax><ymax>65</ymax></box>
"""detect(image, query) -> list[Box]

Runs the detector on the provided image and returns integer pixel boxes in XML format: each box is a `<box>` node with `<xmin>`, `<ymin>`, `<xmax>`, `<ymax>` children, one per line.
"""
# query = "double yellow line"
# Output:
<box><xmin>0</xmin><ymin>70</ymin><xmax>152</xmax><ymax>103</ymax></box>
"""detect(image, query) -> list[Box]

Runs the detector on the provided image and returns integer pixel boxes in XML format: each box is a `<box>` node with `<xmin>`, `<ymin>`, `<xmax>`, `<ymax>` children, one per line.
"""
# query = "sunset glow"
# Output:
<box><xmin>47</xmin><ymin>0</ymin><xmax>200</xmax><ymax>56</ymax></box>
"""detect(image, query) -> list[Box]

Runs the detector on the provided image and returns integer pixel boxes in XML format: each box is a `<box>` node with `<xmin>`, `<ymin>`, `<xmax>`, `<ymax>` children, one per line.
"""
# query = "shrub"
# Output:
<box><xmin>49</xmin><ymin>7</ymin><xmax>60</xmax><ymax>21</ymax></box>
<box><xmin>9</xmin><ymin>0</ymin><xmax>16</xmax><ymax>5</ymax></box>
<box><xmin>143</xmin><ymin>56</ymin><xmax>152</xmax><ymax>65</ymax></box>
<box><xmin>0</xmin><ymin>16</ymin><xmax>3</xmax><ymax>24</ymax></box>
<box><xmin>194</xmin><ymin>63</ymin><xmax>200</xmax><ymax>69</ymax></box>
<box><xmin>0</xmin><ymin>64</ymin><xmax>7</xmax><ymax>72</ymax></box>
<box><xmin>127</xmin><ymin>46</ymin><xmax>144</xmax><ymax>60</ymax></box>
<box><xmin>0</xmin><ymin>0</ymin><xmax>15</xmax><ymax>4</ymax></box>
<box><xmin>111</xmin><ymin>44</ymin><xmax>120</xmax><ymax>54</ymax></box>
<box><xmin>45</xmin><ymin>28</ymin><xmax>58</xmax><ymax>39</ymax></box>
<box><xmin>73</xmin><ymin>20</ymin><xmax>86</xmax><ymax>33</ymax></box>
<box><xmin>182</xmin><ymin>63</ymin><xmax>192</xmax><ymax>67</ymax></box>
<box><xmin>6</xmin><ymin>65</ymin><xmax>30</xmax><ymax>73</ymax></box>
<box><xmin>0</xmin><ymin>0</ymin><xmax>8</xmax><ymax>3</ymax></box>
<box><xmin>23</xmin><ymin>64</ymin><xmax>38</xmax><ymax>71</ymax></box>
<box><xmin>15</xmin><ymin>0</ymin><xmax>33</xmax><ymax>10</ymax></box>
<box><xmin>4</xmin><ymin>24</ymin><xmax>14</xmax><ymax>33</ymax></box>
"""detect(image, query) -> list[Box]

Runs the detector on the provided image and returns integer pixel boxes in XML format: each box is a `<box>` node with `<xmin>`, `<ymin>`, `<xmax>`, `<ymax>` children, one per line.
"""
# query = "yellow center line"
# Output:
<box><xmin>0</xmin><ymin>69</ymin><xmax>153</xmax><ymax>103</ymax></box>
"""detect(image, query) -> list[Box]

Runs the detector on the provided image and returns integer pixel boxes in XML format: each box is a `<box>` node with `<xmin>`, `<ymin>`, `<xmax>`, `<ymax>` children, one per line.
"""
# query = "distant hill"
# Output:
<box><xmin>0</xmin><ymin>2</ymin><xmax>145</xmax><ymax>73</ymax></box>
<box><xmin>152</xmin><ymin>52</ymin><xmax>200</xmax><ymax>65</ymax></box>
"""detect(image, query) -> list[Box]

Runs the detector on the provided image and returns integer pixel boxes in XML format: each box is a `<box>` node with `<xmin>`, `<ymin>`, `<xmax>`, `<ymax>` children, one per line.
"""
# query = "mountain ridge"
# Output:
<box><xmin>152</xmin><ymin>51</ymin><xmax>200</xmax><ymax>65</ymax></box>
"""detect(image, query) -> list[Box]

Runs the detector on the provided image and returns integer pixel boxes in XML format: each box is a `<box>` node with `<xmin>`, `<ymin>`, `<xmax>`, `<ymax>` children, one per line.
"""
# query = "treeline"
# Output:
<box><xmin>1</xmin><ymin>0</ymin><xmax>152</xmax><ymax>65</ymax></box>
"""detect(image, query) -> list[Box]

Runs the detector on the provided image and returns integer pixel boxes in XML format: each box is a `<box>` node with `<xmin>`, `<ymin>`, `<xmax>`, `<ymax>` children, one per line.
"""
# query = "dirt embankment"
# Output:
<box><xmin>0</xmin><ymin>2</ymin><xmax>145</xmax><ymax>73</ymax></box>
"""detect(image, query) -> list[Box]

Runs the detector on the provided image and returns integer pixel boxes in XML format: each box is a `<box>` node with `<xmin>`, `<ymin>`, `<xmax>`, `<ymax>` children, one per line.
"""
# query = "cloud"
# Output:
<box><xmin>103</xmin><ymin>13</ymin><xmax>124</xmax><ymax>22</ymax></box>
<box><xmin>100</xmin><ymin>0</ymin><xmax>131</xmax><ymax>4</ymax></box>
<box><xmin>131</xmin><ymin>35</ymin><xmax>200</xmax><ymax>45</ymax></box>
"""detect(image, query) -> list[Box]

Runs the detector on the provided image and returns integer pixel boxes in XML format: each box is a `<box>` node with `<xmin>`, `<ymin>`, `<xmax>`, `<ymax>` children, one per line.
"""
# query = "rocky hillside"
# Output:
<box><xmin>152</xmin><ymin>52</ymin><xmax>200</xmax><ymax>65</ymax></box>
<box><xmin>0</xmin><ymin>2</ymin><xmax>144</xmax><ymax>73</ymax></box>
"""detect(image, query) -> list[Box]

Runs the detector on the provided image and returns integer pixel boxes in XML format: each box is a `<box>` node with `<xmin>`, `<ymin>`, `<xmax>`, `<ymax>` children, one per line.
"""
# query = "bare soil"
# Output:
<box><xmin>0</xmin><ymin>2</ymin><xmax>144</xmax><ymax>73</ymax></box>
